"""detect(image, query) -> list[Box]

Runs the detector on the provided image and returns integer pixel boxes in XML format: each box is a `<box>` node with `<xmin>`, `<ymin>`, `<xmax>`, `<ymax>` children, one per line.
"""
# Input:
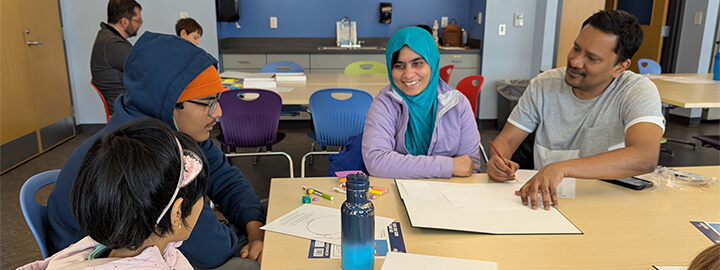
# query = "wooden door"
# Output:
<box><xmin>555</xmin><ymin>0</ymin><xmax>606</xmax><ymax>68</ymax></box>
<box><xmin>607</xmin><ymin>0</ymin><xmax>670</xmax><ymax>73</ymax></box>
<box><xmin>1</xmin><ymin>0</ymin><xmax>73</xmax><ymax>173</ymax></box>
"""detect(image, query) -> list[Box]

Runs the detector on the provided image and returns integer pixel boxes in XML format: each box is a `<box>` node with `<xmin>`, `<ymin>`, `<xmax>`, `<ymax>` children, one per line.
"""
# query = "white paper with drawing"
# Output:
<box><xmin>260</xmin><ymin>204</ymin><xmax>394</xmax><ymax>245</ymax></box>
<box><xmin>396</xmin><ymin>179</ymin><xmax>581</xmax><ymax>234</ymax></box>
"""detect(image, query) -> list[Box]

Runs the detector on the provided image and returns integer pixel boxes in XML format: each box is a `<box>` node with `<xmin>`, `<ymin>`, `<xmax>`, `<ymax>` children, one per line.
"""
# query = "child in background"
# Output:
<box><xmin>18</xmin><ymin>118</ymin><xmax>208</xmax><ymax>270</ymax></box>
<box><xmin>176</xmin><ymin>18</ymin><xmax>203</xmax><ymax>45</ymax></box>
<box><xmin>689</xmin><ymin>243</ymin><xmax>720</xmax><ymax>270</ymax></box>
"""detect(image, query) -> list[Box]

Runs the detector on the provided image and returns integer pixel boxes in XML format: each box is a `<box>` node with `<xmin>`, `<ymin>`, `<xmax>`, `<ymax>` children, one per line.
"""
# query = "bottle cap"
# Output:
<box><xmin>346</xmin><ymin>173</ymin><xmax>369</xmax><ymax>190</ymax></box>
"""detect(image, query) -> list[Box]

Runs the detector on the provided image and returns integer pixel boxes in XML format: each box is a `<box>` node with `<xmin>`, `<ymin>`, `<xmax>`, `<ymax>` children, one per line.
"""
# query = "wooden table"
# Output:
<box><xmin>276</xmin><ymin>73</ymin><xmax>388</xmax><ymax>105</ymax></box>
<box><xmin>262</xmin><ymin>166</ymin><xmax>720</xmax><ymax>269</ymax></box>
<box><xmin>649</xmin><ymin>73</ymin><xmax>720</xmax><ymax>108</ymax></box>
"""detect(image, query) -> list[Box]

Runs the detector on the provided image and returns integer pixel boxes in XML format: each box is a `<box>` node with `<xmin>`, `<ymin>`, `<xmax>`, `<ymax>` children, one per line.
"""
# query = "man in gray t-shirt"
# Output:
<box><xmin>487</xmin><ymin>10</ymin><xmax>665</xmax><ymax>210</ymax></box>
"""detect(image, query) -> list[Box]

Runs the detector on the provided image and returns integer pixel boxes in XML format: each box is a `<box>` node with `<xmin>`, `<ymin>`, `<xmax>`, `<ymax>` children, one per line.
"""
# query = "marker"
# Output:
<box><xmin>302</xmin><ymin>186</ymin><xmax>334</xmax><ymax>200</ymax></box>
<box><xmin>489</xmin><ymin>141</ymin><xmax>517</xmax><ymax>181</ymax></box>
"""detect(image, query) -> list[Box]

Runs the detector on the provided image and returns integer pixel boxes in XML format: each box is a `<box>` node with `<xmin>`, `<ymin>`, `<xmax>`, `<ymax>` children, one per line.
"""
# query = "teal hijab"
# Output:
<box><xmin>386</xmin><ymin>27</ymin><xmax>441</xmax><ymax>156</ymax></box>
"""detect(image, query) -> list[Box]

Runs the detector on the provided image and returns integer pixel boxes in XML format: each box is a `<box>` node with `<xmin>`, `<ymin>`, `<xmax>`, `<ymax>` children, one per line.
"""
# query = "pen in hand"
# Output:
<box><xmin>489</xmin><ymin>141</ymin><xmax>517</xmax><ymax>181</ymax></box>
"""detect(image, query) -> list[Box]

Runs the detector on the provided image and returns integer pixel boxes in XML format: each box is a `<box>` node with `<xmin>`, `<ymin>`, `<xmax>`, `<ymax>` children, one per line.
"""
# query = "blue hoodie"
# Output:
<box><xmin>46</xmin><ymin>32</ymin><xmax>264</xmax><ymax>268</ymax></box>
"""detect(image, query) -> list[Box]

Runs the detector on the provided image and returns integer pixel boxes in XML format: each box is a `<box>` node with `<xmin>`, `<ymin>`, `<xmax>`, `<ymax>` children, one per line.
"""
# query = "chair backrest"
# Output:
<box><xmin>440</xmin><ymin>65</ymin><xmax>455</xmax><ymax>83</ymax></box>
<box><xmin>344</xmin><ymin>61</ymin><xmax>387</xmax><ymax>74</ymax></box>
<box><xmin>218</xmin><ymin>89</ymin><xmax>283</xmax><ymax>149</ymax></box>
<box><xmin>19</xmin><ymin>169</ymin><xmax>60</xmax><ymax>259</ymax></box>
<box><xmin>260</xmin><ymin>61</ymin><xmax>305</xmax><ymax>73</ymax></box>
<box><xmin>637</xmin><ymin>58</ymin><xmax>661</xmax><ymax>74</ymax></box>
<box><xmin>309</xmin><ymin>88</ymin><xmax>373</xmax><ymax>148</ymax></box>
<box><xmin>456</xmin><ymin>75</ymin><xmax>485</xmax><ymax>118</ymax></box>
<box><xmin>90</xmin><ymin>81</ymin><xmax>110</xmax><ymax>122</ymax></box>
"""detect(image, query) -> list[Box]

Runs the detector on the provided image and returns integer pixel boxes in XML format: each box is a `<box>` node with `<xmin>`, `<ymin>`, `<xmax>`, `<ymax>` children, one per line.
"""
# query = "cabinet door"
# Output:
<box><xmin>439</xmin><ymin>54</ymin><xmax>479</xmax><ymax>68</ymax></box>
<box><xmin>222</xmin><ymin>54</ymin><xmax>267</xmax><ymax>71</ymax></box>
<box><xmin>311</xmin><ymin>54</ymin><xmax>386</xmax><ymax>73</ymax></box>
<box><xmin>266</xmin><ymin>54</ymin><xmax>310</xmax><ymax>72</ymax></box>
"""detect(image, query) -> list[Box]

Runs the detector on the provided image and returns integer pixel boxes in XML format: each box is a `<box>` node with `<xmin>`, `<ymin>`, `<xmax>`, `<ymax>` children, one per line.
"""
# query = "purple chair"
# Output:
<box><xmin>217</xmin><ymin>89</ymin><xmax>294</xmax><ymax>178</ymax></box>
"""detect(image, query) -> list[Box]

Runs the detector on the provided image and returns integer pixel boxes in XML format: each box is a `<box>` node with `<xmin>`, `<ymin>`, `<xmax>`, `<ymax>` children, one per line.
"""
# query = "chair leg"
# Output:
<box><xmin>660</xmin><ymin>147</ymin><xmax>674</xmax><ymax>157</ymax></box>
<box><xmin>478</xmin><ymin>143</ymin><xmax>489</xmax><ymax>164</ymax></box>
<box><xmin>308</xmin><ymin>143</ymin><xmax>315</xmax><ymax>165</ymax></box>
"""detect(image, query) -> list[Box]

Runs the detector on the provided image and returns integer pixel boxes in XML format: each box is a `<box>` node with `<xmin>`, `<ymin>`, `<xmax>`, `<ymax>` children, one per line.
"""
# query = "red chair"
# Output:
<box><xmin>439</xmin><ymin>65</ymin><xmax>454</xmax><ymax>84</ymax></box>
<box><xmin>456</xmin><ymin>75</ymin><xmax>484</xmax><ymax>118</ymax></box>
<box><xmin>90</xmin><ymin>81</ymin><xmax>110</xmax><ymax>122</ymax></box>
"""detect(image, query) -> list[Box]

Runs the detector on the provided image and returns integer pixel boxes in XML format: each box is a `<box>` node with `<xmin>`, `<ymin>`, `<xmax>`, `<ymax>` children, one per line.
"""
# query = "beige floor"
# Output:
<box><xmin>2</xmin><ymin>120</ymin><xmax>718</xmax><ymax>268</ymax></box>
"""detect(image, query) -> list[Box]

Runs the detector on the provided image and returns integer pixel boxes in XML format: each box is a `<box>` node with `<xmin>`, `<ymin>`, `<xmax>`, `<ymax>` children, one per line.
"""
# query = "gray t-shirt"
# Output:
<box><xmin>507</xmin><ymin>67</ymin><xmax>665</xmax><ymax>169</ymax></box>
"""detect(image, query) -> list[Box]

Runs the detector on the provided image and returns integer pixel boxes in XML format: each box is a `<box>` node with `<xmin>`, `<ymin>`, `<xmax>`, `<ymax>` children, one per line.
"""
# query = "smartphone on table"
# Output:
<box><xmin>602</xmin><ymin>177</ymin><xmax>654</xmax><ymax>190</ymax></box>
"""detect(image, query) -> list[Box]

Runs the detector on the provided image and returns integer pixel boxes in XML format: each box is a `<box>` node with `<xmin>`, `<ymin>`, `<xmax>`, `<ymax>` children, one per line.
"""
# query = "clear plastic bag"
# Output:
<box><xmin>635</xmin><ymin>166</ymin><xmax>718</xmax><ymax>192</ymax></box>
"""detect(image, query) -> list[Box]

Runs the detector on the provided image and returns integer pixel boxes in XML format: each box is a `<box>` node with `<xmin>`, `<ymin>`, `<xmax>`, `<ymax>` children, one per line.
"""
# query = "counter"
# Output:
<box><xmin>219</xmin><ymin>37</ymin><xmax>482</xmax><ymax>55</ymax></box>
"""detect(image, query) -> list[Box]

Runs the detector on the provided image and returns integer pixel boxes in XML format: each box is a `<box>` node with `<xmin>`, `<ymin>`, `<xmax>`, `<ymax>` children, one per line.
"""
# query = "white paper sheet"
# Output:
<box><xmin>381</xmin><ymin>252</ymin><xmax>498</xmax><ymax>270</ymax></box>
<box><xmin>652</xmin><ymin>266</ymin><xmax>688</xmax><ymax>270</ymax></box>
<box><xmin>261</xmin><ymin>204</ymin><xmax>394</xmax><ymax>245</ymax></box>
<box><xmin>512</xmin><ymin>169</ymin><xmax>576</xmax><ymax>198</ymax></box>
<box><xmin>401</xmin><ymin>181</ymin><xmax>435</xmax><ymax>199</ymax></box>
<box><xmin>396</xmin><ymin>179</ymin><xmax>581</xmax><ymax>234</ymax></box>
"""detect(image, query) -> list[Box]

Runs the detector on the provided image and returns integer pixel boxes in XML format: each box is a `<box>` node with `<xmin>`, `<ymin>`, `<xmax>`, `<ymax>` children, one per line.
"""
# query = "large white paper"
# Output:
<box><xmin>512</xmin><ymin>169</ymin><xmax>576</xmax><ymax>198</ymax></box>
<box><xmin>396</xmin><ymin>179</ymin><xmax>581</xmax><ymax>234</ymax></box>
<box><xmin>261</xmin><ymin>204</ymin><xmax>394</xmax><ymax>245</ymax></box>
<box><xmin>381</xmin><ymin>252</ymin><xmax>498</xmax><ymax>270</ymax></box>
<box><xmin>401</xmin><ymin>181</ymin><xmax>435</xmax><ymax>199</ymax></box>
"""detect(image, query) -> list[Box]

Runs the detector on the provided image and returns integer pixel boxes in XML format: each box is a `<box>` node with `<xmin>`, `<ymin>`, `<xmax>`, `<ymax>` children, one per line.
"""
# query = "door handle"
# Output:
<box><xmin>27</xmin><ymin>40</ymin><xmax>43</xmax><ymax>46</ymax></box>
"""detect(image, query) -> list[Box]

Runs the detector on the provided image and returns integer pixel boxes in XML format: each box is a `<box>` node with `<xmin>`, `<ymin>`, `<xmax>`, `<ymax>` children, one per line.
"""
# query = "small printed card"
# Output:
<box><xmin>690</xmin><ymin>221</ymin><xmax>720</xmax><ymax>243</ymax></box>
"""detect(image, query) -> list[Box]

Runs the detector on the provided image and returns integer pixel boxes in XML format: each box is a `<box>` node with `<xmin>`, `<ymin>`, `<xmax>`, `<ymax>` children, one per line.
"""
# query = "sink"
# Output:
<box><xmin>317</xmin><ymin>46</ymin><xmax>385</xmax><ymax>51</ymax></box>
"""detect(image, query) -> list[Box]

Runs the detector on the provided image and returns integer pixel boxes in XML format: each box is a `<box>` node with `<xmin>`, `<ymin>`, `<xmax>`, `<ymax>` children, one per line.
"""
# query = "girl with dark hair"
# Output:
<box><xmin>19</xmin><ymin>118</ymin><xmax>208</xmax><ymax>269</ymax></box>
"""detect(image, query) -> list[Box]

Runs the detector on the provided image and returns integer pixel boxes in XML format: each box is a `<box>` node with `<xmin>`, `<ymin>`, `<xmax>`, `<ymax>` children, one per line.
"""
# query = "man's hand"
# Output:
<box><xmin>240</xmin><ymin>220</ymin><xmax>265</xmax><ymax>262</ymax></box>
<box><xmin>515</xmin><ymin>164</ymin><xmax>564</xmax><ymax>210</ymax></box>
<box><xmin>487</xmin><ymin>155</ymin><xmax>519</xmax><ymax>181</ymax></box>
<box><xmin>240</xmin><ymin>239</ymin><xmax>263</xmax><ymax>262</ymax></box>
<box><xmin>452</xmin><ymin>155</ymin><xmax>474</xmax><ymax>177</ymax></box>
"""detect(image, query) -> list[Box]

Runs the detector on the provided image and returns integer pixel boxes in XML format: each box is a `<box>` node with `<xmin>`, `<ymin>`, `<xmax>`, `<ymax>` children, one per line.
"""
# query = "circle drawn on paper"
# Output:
<box><xmin>306</xmin><ymin>215</ymin><xmax>340</xmax><ymax>239</ymax></box>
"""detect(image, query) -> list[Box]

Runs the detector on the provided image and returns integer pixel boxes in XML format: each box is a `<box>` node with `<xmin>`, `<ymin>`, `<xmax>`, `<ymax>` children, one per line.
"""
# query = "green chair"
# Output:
<box><xmin>344</xmin><ymin>61</ymin><xmax>387</xmax><ymax>74</ymax></box>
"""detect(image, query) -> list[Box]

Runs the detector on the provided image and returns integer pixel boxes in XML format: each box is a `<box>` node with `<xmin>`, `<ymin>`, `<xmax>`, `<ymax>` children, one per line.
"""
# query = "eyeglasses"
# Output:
<box><xmin>131</xmin><ymin>18</ymin><xmax>143</xmax><ymax>24</ymax></box>
<box><xmin>155</xmin><ymin>148</ymin><xmax>203</xmax><ymax>225</ymax></box>
<box><xmin>184</xmin><ymin>93</ymin><xmax>221</xmax><ymax>117</ymax></box>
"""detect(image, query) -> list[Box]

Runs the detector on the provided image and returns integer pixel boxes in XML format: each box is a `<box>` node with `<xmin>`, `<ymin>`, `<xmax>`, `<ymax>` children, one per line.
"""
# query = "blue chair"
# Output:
<box><xmin>217</xmin><ymin>89</ymin><xmax>294</xmax><ymax>178</ymax></box>
<box><xmin>301</xmin><ymin>88</ymin><xmax>373</xmax><ymax>177</ymax></box>
<box><xmin>260</xmin><ymin>61</ymin><xmax>305</xmax><ymax>73</ymax></box>
<box><xmin>637</xmin><ymin>58</ymin><xmax>661</xmax><ymax>74</ymax></box>
<box><xmin>20</xmin><ymin>169</ymin><xmax>60</xmax><ymax>259</ymax></box>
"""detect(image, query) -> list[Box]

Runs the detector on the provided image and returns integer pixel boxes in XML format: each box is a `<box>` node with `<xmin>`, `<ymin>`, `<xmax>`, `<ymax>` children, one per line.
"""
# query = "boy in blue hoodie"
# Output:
<box><xmin>46</xmin><ymin>32</ymin><xmax>263</xmax><ymax>269</ymax></box>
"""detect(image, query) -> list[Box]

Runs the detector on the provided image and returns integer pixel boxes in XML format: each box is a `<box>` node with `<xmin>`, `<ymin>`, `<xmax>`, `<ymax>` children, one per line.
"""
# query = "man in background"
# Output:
<box><xmin>90</xmin><ymin>0</ymin><xmax>142</xmax><ymax>114</ymax></box>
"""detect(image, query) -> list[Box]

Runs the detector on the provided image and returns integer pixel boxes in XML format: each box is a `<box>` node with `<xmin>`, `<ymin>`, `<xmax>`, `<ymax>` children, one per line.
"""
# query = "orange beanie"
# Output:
<box><xmin>177</xmin><ymin>65</ymin><xmax>223</xmax><ymax>103</ymax></box>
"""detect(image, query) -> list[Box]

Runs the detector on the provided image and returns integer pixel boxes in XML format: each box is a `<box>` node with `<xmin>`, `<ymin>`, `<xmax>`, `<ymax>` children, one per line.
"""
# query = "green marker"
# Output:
<box><xmin>302</xmin><ymin>185</ymin><xmax>334</xmax><ymax>200</ymax></box>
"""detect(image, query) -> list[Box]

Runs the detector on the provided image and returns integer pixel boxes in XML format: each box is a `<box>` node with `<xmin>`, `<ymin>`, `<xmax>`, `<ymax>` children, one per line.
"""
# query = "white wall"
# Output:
<box><xmin>479</xmin><ymin>0</ymin><xmax>558</xmax><ymax>120</ymax></box>
<box><xmin>674</xmin><ymin>0</ymin><xmax>719</xmax><ymax>73</ymax></box>
<box><xmin>60</xmin><ymin>0</ymin><xmax>219</xmax><ymax>125</ymax></box>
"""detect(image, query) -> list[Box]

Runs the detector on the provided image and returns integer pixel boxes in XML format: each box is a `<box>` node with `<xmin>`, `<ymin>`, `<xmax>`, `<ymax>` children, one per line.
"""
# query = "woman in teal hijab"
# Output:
<box><xmin>361</xmin><ymin>27</ymin><xmax>482</xmax><ymax>179</ymax></box>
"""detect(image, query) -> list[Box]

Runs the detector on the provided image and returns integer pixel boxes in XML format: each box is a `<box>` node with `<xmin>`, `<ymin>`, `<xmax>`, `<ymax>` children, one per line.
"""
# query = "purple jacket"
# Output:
<box><xmin>362</xmin><ymin>81</ymin><xmax>482</xmax><ymax>178</ymax></box>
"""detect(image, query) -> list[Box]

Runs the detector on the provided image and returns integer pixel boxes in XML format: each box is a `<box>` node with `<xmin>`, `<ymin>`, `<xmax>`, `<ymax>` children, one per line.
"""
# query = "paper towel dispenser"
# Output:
<box><xmin>380</xmin><ymin>3</ymin><xmax>391</xmax><ymax>24</ymax></box>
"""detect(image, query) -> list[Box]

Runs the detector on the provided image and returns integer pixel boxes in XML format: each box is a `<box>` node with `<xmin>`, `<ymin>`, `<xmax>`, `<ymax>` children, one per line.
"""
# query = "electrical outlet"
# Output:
<box><xmin>498</xmin><ymin>24</ymin><xmax>506</xmax><ymax>36</ymax></box>
<box><xmin>179</xmin><ymin>12</ymin><xmax>188</xmax><ymax>19</ymax></box>
<box><xmin>694</xmin><ymin>12</ymin><xmax>703</xmax><ymax>25</ymax></box>
<box><xmin>270</xmin><ymin>16</ymin><xmax>277</xmax><ymax>29</ymax></box>
<box><xmin>441</xmin><ymin>17</ymin><xmax>448</xmax><ymax>27</ymax></box>
<box><xmin>478</xmin><ymin>12</ymin><xmax>482</xmax><ymax>24</ymax></box>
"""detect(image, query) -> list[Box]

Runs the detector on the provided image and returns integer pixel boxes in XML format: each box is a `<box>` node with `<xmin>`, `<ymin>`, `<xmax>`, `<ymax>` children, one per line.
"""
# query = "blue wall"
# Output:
<box><xmin>218</xmin><ymin>0</ymin><xmax>485</xmax><ymax>39</ymax></box>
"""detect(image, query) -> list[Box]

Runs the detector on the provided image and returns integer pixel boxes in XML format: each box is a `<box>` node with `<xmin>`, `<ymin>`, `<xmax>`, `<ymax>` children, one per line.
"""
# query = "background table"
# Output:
<box><xmin>262</xmin><ymin>166</ymin><xmax>720</xmax><ymax>269</ymax></box>
<box><xmin>276</xmin><ymin>73</ymin><xmax>388</xmax><ymax>105</ymax></box>
<box><xmin>650</xmin><ymin>73</ymin><xmax>720</xmax><ymax>108</ymax></box>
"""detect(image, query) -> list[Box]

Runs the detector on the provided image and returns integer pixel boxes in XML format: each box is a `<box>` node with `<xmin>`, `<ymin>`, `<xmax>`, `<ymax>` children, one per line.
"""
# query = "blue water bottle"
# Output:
<box><xmin>341</xmin><ymin>173</ymin><xmax>374</xmax><ymax>270</ymax></box>
<box><xmin>713</xmin><ymin>51</ymin><xmax>720</xmax><ymax>81</ymax></box>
